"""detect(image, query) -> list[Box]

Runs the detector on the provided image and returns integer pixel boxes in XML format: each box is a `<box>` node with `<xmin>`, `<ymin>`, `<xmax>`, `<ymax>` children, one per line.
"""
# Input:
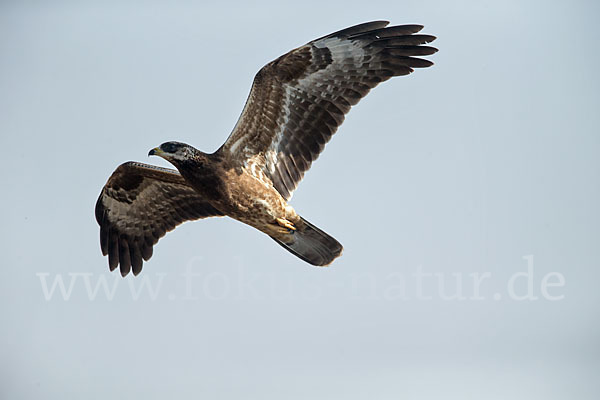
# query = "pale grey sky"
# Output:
<box><xmin>2</xmin><ymin>1</ymin><xmax>599</xmax><ymax>399</ymax></box>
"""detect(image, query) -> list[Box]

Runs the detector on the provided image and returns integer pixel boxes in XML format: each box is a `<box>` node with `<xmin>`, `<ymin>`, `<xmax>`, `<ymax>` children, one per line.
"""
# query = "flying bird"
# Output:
<box><xmin>95</xmin><ymin>21</ymin><xmax>437</xmax><ymax>276</ymax></box>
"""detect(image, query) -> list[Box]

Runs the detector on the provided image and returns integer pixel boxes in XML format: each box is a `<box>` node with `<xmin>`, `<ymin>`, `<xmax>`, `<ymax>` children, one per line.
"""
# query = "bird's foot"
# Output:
<box><xmin>276</xmin><ymin>218</ymin><xmax>296</xmax><ymax>232</ymax></box>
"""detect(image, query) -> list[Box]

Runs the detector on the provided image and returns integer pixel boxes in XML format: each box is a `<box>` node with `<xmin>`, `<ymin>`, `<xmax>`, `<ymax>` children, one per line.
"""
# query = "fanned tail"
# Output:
<box><xmin>271</xmin><ymin>217</ymin><xmax>343</xmax><ymax>266</ymax></box>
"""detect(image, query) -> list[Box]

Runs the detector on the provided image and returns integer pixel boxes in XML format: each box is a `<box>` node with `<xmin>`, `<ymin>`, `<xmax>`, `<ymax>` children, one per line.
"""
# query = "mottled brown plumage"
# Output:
<box><xmin>95</xmin><ymin>21</ymin><xmax>437</xmax><ymax>275</ymax></box>
<box><xmin>95</xmin><ymin>162</ymin><xmax>223</xmax><ymax>276</ymax></box>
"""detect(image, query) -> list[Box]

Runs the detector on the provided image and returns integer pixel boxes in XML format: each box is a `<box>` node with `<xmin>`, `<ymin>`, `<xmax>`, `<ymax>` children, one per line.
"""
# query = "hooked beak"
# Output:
<box><xmin>148</xmin><ymin>147</ymin><xmax>163</xmax><ymax>157</ymax></box>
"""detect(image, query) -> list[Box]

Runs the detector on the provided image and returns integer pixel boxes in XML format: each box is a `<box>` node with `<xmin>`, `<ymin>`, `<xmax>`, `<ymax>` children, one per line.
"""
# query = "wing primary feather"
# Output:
<box><xmin>376</xmin><ymin>35</ymin><xmax>437</xmax><ymax>46</ymax></box>
<box><xmin>119</xmin><ymin>237</ymin><xmax>132</xmax><ymax>277</ymax></box>
<box><xmin>386</xmin><ymin>56</ymin><xmax>434</xmax><ymax>68</ymax></box>
<box><xmin>386</xmin><ymin>46</ymin><xmax>438</xmax><ymax>56</ymax></box>
<box><xmin>108</xmin><ymin>231</ymin><xmax>119</xmax><ymax>271</ymax></box>
<box><xmin>316</xmin><ymin>21</ymin><xmax>390</xmax><ymax>41</ymax></box>
<box><xmin>355</xmin><ymin>24</ymin><xmax>424</xmax><ymax>38</ymax></box>
<box><xmin>131</xmin><ymin>243</ymin><xmax>143</xmax><ymax>276</ymax></box>
<box><xmin>141</xmin><ymin>243</ymin><xmax>153</xmax><ymax>261</ymax></box>
<box><xmin>100</xmin><ymin>224</ymin><xmax>109</xmax><ymax>256</ymax></box>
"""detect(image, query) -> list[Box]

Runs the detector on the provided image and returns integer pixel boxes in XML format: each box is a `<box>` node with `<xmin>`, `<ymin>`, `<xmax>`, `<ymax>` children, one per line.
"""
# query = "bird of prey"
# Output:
<box><xmin>95</xmin><ymin>21</ymin><xmax>437</xmax><ymax>276</ymax></box>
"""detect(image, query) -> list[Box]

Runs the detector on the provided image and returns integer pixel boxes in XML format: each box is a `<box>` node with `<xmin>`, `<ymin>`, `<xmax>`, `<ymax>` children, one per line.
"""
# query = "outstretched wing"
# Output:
<box><xmin>95</xmin><ymin>162</ymin><xmax>223</xmax><ymax>276</ymax></box>
<box><xmin>220</xmin><ymin>21</ymin><xmax>437</xmax><ymax>200</ymax></box>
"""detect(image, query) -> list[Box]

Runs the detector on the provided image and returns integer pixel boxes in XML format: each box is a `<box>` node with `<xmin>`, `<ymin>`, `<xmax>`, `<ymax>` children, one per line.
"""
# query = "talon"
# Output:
<box><xmin>276</xmin><ymin>218</ymin><xmax>296</xmax><ymax>231</ymax></box>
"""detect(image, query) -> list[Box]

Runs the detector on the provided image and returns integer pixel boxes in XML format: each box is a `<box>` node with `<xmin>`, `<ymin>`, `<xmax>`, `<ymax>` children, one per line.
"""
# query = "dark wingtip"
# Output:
<box><xmin>318</xmin><ymin>20</ymin><xmax>390</xmax><ymax>41</ymax></box>
<box><xmin>423</xmin><ymin>34</ymin><xmax>437</xmax><ymax>43</ymax></box>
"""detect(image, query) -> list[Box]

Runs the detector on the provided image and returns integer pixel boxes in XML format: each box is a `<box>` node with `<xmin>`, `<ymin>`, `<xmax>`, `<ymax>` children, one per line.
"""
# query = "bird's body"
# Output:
<box><xmin>95</xmin><ymin>21</ymin><xmax>437</xmax><ymax>276</ymax></box>
<box><xmin>171</xmin><ymin>147</ymin><xmax>299</xmax><ymax>242</ymax></box>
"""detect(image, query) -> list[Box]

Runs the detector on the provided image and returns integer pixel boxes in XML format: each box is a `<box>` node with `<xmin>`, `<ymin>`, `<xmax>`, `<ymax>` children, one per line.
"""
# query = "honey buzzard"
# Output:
<box><xmin>95</xmin><ymin>21</ymin><xmax>437</xmax><ymax>276</ymax></box>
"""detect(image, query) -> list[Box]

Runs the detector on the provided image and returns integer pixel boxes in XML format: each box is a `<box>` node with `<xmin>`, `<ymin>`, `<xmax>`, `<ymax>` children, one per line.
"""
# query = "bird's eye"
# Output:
<box><xmin>161</xmin><ymin>142</ymin><xmax>179</xmax><ymax>153</ymax></box>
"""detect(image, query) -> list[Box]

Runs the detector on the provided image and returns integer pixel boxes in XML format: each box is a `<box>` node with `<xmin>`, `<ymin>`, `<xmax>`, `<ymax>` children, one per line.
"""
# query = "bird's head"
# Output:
<box><xmin>148</xmin><ymin>141</ymin><xmax>198</xmax><ymax>165</ymax></box>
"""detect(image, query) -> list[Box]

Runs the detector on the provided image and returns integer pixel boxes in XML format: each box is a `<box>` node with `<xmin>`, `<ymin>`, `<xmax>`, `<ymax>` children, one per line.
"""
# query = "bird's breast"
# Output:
<box><xmin>219</xmin><ymin>166</ymin><xmax>287</xmax><ymax>222</ymax></box>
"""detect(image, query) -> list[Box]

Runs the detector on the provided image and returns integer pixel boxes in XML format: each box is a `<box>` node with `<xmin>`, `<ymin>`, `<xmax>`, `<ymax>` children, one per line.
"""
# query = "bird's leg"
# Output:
<box><xmin>276</xmin><ymin>217</ymin><xmax>296</xmax><ymax>231</ymax></box>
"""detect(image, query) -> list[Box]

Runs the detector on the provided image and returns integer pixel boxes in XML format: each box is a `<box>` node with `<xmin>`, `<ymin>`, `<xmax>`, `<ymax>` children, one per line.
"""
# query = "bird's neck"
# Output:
<box><xmin>175</xmin><ymin>154</ymin><xmax>224</xmax><ymax>201</ymax></box>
